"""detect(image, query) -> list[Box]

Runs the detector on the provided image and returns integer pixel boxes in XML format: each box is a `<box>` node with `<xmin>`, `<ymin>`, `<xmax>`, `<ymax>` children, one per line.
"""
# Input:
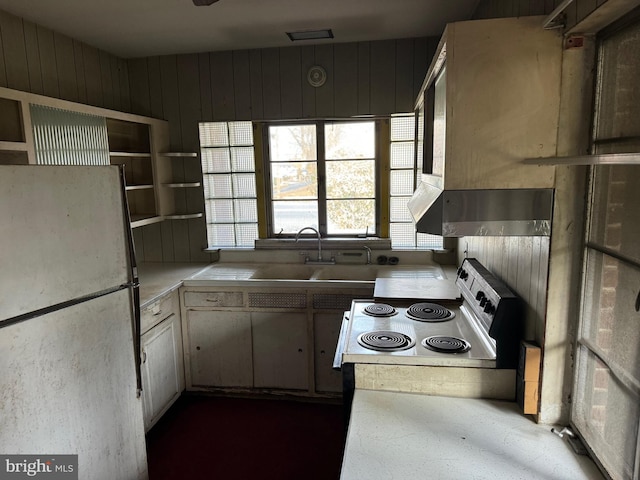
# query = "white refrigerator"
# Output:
<box><xmin>0</xmin><ymin>165</ymin><xmax>148</xmax><ymax>479</ymax></box>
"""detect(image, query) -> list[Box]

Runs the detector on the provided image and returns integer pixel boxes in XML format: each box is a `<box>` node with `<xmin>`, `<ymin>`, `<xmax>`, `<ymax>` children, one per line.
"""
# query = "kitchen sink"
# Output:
<box><xmin>312</xmin><ymin>266</ymin><xmax>380</xmax><ymax>281</ymax></box>
<box><xmin>250</xmin><ymin>264</ymin><xmax>317</xmax><ymax>280</ymax></box>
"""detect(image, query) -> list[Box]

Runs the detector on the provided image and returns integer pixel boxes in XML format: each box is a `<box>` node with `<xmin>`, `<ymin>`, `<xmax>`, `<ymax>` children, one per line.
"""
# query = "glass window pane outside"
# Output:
<box><xmin>270</xmin><ymin>162</ymin><xmax>318</xmax><ymax>200</ymax></box>
<box><xmin>390</xmin><ymin>197</ymin><xmax>412</xmax><ymax>222</ymax></box>
<box><xmin>201</xmin><ymin>149</ymin><xmax>231</xmax><ymax>173</ymax></box>
<box><xmin>595</xmin><ymin>22</ymin><xmax>640</xmax><ymax>141</ymax></box>
<box><xmin>269</xmin><ymin>125</ymin><xmax>317</xmax><ymax>161</ymax></box>
<box><xmin>574</xmin><ymin>348</ymin><xmax>639</xmax><ymax>480</ymax></box>
<box><xmin>327</xmin><ymin>199</ymin><xmax>375</xmax><ymax>235</ymax></box>
<box><xmin>326</xmin><ymin>160</ymin><xmax>375</xmax><ymax>199</ymax></box>
<box><xmin>199</xmin><ymin>123</ymin><xmax>229</xmax><ymax>147</ymax></box>
<box><xmin>231</xmin><ymin>147</ymin><xmax>255</xmax><ymax>171</ymax></box>
<box><xmin>390</xmin><ymin>114</ymin><xmax>415</xmax><ymax>142</ymax></box>
<box><xmin>390</xmin><ymin>169</ymin><xmax>415</xmax><ymax>196</ymax></box>
<box><xmin>229</xmin><ymin>122</ymin><xmax>253</xmax><ymax>146</ymax></box>
<box><xmin>325</xmin><ymin>122</ymin><xmax>375</xmax><ymax>159</ymax></box>
<box><xmin>272</xmin><ymin>200</ymin><xmax>318</xmax><ymax>234</ymax></box>
<box><xmin>588</xmin><ymin>165</ymin><xmax>640</xmax><ymax>264</ymax></box>
<box><xmin>390</xmin><ymin>142</ymin><xmax>415</xmax><ymax>169</ymax></box>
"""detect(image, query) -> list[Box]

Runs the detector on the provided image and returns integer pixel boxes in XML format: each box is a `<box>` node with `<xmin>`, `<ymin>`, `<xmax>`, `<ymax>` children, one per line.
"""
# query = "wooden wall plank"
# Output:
<box><xmin>249</xmin><ymin>49</ymin><xmax>264</xmax><ymax>120</ymax></box>
<box><xmin>370</xmin><ymin>40</ymin><xmax>396</xmax><ymax>115</ymax></box>
<box><xmin>314</xmin><ymin>44</ymin><xmax>334</xmax><ymax>118</ymax></box>
<box><xmin>54</xmin><ymin>32</ymin><xmax>78</xmax><ymax>102</ymax></box>
<box><xmin>333</xmin><ymin>43</ymin><xmax>358</xmax><ymax>117</ymax></box>
<box><xmin>233</xmin><ymin>50</ymin><xmax>252</xmax><ymax>120</ymax></box>
<box><xmin>394</xmin><ymin>39</ymin><xmax>414</xmax><ymax>113</ymax></box>
<box><xmin>0</xmin><ymin>19</ymin><xmax>6</xmax><ymax>87</ymax></box>
<box><xmin>110</xmin><ymin>56</ymin><xmax>121</xmax><ymax>111</ymax></box>
<box><xmin>37</xmin><ymin>26</ymin><xmax>59</xmax><ymax>98</ymax></box>
<box><xmin>198</xmin><ymin>53</ymin><xmax>212</xmax><ymax>121</ymax></box>
<box><xmin>357</xmin><ymin>42</ymin><xmax>371</xmax><ymax>115</ymax></box>
<box><xmin>73</xmin><ymin>40</ymin><xmax>87</xmax><ymax>104</ymax></box>
<box><xmin>300</xmin><ymin>45</ymin><xmax>316</xmax><ymax>118</ymax></box>
<box><xmin>82</xmin><ymin>44</ymin><xmax>102</xmax><ymax>107</ymax></box>
<box><xmin>141</xmin><ymin>223</ymin><xmax>163</xmax><ymax>262</ymax></box>
<box><xmin>159</xmin><ymin>55</ymin><xmax>182</xmax><ymax>150</ymax></box>
<box><xmin>127</xmin><ymin>58</ymin><xmax>151</xmax><ymax>116</ymax></box>
<box><xmin>279</xmin><ymin>47</ymin><xmax>303</xmax><ymax>119</ymax></box>
<box><xmin>23</xmin><ymin>20</ymin><xmax>43</xmax><ymax>95</ymax></box>
<box><xmin>147</xmin><ymin>57</ymin><xmax>163</xmax><ymax>119</ymax></box>
<box><xmin>211</xmin><ymin>51</ymin><xmax>236</xmax><ymax>121</ymax></box>
<box><xmin>160</xmin><ymin>221</ymin><xmax>175</xmax><ymax>262</ymax></box>
<box><xmin>0</xmin><ymin>11</ymin><xmax>30</xmax><ymax>91</ymax></box>
<box><xmin>261</xmin><ymin>48</ymin><xmax>281</xmax><ymax>120</ymax></box>
<box><xmin>118</xmin><ymin>57</ymin><xmax>130</xmax><ymax>112</ymax></box>
<box><xmin>99</xmin><ymin>50</ymin><xmax>114</xmax><ymax>109</ymax></box>
<box><xmin>177</xmin><ymin>54</ymin><xmax>201</xmax><ymax>152</ymax></box>
<box><xmin>412</xmin><ymin>37</ymin><xmax>428</xmax><ymax>104</ymax></box>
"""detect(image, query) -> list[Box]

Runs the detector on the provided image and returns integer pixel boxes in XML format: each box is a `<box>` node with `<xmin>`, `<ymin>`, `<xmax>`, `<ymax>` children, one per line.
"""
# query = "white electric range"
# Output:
<box><xmin>334</xmin><ymin>258</ymin><xmax>524</xmax><ymax>411</ymax></box>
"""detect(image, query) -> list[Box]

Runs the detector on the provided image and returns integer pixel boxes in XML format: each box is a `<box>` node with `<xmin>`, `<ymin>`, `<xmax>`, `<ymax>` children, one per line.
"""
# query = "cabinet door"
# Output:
<box><xmin>314</xmin><ymin>313</ymin><xmax>344</xmax><ymax>393</ymax></box>
<box><xmin>141</xmin><ymin>313</ymin><xmax>183</xmax><ymax>431</ymax></box>
<box><xmin>185</xmin><ymin>310</ymin><xmax>252</xmax><ymax>388</ymax></box>
<box><xmin>251</xmin><ymin>312</ymin><xmax>308</xmax><ymax>390</ymax></box>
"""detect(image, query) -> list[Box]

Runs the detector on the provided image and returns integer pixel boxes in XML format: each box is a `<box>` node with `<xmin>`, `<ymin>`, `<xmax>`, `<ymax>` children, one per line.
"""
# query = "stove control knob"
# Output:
<box><xmin>458</xmin><ymin>269</ymin><xmax>469</xmax><ymax>280</ymax></box>
<box><xmin>475</xmin><ymin>291</ymin><xmax>485</xmax><ymax>301</ymax></box>
<box><xmin>479</xmin><ymin>297</ymin><xmax>487</xmax><ymax>307</ymax></box>
<box><xmin>483</xmin><ymin>301</ymin><xmax>495</xmax><ymax>315</ymax></box>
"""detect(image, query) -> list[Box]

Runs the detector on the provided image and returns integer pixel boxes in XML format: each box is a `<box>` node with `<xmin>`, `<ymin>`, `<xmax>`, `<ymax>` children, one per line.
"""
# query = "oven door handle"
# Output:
<box><xmin>332</xmin><ymin>313</ymin><xmax>350</xmax><ymax>371</ymax></box>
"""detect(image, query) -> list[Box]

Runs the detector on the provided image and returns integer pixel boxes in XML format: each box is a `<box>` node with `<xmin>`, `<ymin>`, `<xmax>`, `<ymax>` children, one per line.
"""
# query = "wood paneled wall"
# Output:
<box><xmin>128</xmin><ymin>38</ymin><xmax>438</xmax><ymax>262</ymax></box>
<box><xmin>0</xmin><ymin>10</ymin><xmax>130</xmax><ymax>112</ymax></box>
<box><xmin>456</xmin><ymin>237</ymin><xmax>550</xmax><ymax>346</ymax></box>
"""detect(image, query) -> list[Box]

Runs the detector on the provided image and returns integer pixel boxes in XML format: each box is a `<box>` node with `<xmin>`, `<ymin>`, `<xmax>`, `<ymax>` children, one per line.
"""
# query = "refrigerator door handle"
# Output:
<box><xmin>118</xmin><ymin>165</ymin><xmax>143</xmax><ymax>398</ymax></box>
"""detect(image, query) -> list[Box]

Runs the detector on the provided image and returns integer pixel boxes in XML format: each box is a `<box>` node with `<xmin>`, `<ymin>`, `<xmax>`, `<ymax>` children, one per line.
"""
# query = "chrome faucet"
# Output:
<box><xmin>362</xmin><ymin>245</ymin><xmax>372</xmax><ymax>265</ymax></box>
<box><xmin>295</xmin><ymin>227</ymin><xmax>334</xmax><ymax>264</ymax></box>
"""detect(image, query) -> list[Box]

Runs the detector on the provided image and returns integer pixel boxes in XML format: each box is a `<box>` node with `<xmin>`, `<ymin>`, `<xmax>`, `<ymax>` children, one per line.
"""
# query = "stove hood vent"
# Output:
<box><xmin>408</xmin><ymin>182</ymin><xmax>554</xmax><ymax>237</ymax></box>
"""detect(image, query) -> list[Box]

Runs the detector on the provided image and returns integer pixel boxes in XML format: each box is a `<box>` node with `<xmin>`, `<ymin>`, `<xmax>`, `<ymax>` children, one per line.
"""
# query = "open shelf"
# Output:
<box><xmin>163</xmin><ymin>213</ymin><xmax>203</xmax><ymax>220</ymax></box>
<box><xmin>159</xmin><ymin>152</ymin><xmax>198</xmax><ymax>158</ymax></box>
<box><xmin>163</xmin><ymin>182</ymin><xmax>202</xmax><ymax>188</ymax></box>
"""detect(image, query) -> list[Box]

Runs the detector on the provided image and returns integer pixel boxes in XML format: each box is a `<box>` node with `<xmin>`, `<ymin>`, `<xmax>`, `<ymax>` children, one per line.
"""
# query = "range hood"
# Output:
<box><xmin>408</xmin><ymin>182</ymin><xmax>554</xmax><ymax>237</ymax></box>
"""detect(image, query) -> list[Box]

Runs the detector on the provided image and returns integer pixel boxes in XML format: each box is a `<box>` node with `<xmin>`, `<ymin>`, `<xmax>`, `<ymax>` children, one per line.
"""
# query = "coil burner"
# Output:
<box><xmin>421</xmin><ymin>336</ymin><xmax>471</xmax><ymax>354</ymax></box>
<box><xmin>363</xmin><ymin>303</ymin><xmax>397</xmax><ymax>317</ymax></box>
<box><xmin>406</xmin><ymin>302</ymin><xmax>455</xmax><ymax>322</ymax></box>
<box><xmin>357</xmin><ymin>330</ymin><xmax>415</xmax><ymax>352</ymax></box>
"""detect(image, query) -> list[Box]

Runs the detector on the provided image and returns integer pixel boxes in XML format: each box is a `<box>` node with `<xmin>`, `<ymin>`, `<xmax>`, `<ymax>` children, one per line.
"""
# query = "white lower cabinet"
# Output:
<box><xmin>251</xmin><ymin>312</ymin><xmax>308</xmax><ymax>390</ymax></box>
<box><xmin>313</xmin><ymin>312</ymin><xmax>344</xmax><ymax>393</ymax></box>
<box><xmin>140</xmin><ymin>312</ymin><xmax>184</xmax><ymax>431</ymax></box>
<box><xmin>185</xmin><ymin>310</ymin><xmax>253</xmax><ymax>388</ymax></box>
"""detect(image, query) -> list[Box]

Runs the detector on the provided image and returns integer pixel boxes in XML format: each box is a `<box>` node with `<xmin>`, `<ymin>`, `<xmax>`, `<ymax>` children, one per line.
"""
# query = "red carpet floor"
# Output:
<box><xmin>146</xmin><ymin>394</ymin><xmax>346</xmax><ymax>480</ymax></box>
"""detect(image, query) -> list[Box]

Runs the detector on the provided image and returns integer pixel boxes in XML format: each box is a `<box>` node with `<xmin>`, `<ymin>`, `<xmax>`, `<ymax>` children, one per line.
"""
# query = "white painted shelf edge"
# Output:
<box><xmin>126</xmin><ymin>184</ymin><xmax>155</xmax><ymax>191</ymax></box>
<box><xmin>159</xmin><ymin>152</ymin><xmax>198</xmax><ymax>157</ymax></box>
<box><xmin>163</xmin><ymin>182</ymin><xmax>201</xmax><ymax>188</ymax></box>
<box><xmin>163</xmin><ymin>213</ymin><xmax>203</xmax><ymax>220</ymax></box>
<box><xmin>110</xmin><ymin>151</ymin><xmax>152</xmax><ymax>158</ymax></box>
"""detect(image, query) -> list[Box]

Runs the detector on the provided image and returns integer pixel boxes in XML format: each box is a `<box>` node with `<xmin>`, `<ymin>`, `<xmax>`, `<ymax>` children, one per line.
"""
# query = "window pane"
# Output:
<box><xmin>271</xmin><ymin>162</ymin><xmax>317</xmax><ymax>200</ymax></box>
<box><xmin>574</xmin><ymin>349</ymin><xmax>639</xmax><ymax>480</ymax></box>
<box><xmin>390</xmin><ymin>170</ymin><xmax>415</xmax><ymax>196</ymax></box>
<box><xmin>326</xmin><ymin>160</ymin><xmax>375</xmax><ymax>198</ymax></box>
<box><xmin>327</xmin><ymin>199</ymin><xmax>375</xmax><ymax>235</ymax></box>
<box><xmin>588</xmin><ymin>165</ymin><xmax>640</xmax><ymax>264</ymax></box>
<box><xmin>234</xmin><ymin>199</ymin><xmax>258</xmax><ymax>222</ymax></box>
<box><xmin>204</xmin><ymin>175</ymin><xmax>233</xmax><ymax>197</ymax></box>
<box><xmin>272</xmin><ymin>201</ymin><xmax>318</xmax><ymax>233</ymax></box>
<box><xmin>201</xmin><ymin>149</ymin><xmax>231</xmax><ymax>173</ymax></box>
<box><xmin>232</xmin><ymin>173</ymin><xmax>257</xmax><ymax>198</ymax></box>
<box><xmin>325</xmin><ymin>122</ymin><xmax>375</xmax><ymax>159</ymax></box>
<box><xmin>228</xmin><ymin>121</ymin><xmax>253</xmax><ymax>146</ymax></box>
<box><xmin>390</xmin><ymin>197</ymin><xmax>412</xmax><ymax>222</ymax></box>
<box><xmin>390</xmin><ymin>114</ymin><xmax>415</xmax><ymax>142</ymax></box>
<box><xmin>205</xmin><ymin>199</ymin><xmax>234</xmax><ymax>222</ymax></box>
<box><xmin>235</xmin><ymin>223</ymin><xmax>259</xmax><ymax>247</ymax></box>
<box><xmin>199</xmin><ymin>123</ymin><xmax>229</xmax><ymax>147</ymax></box>
<box><xmin>269</xmin><ymin>125</ymin><xmax>317</xmax><ymax>161</ymax></box>
<box><xmin>390</xmin><ymin>141</ymin><xmax>415</xmax><ymax>169</ymax></box>
<box><xmin>231</xmin><ymin>147</ymin><xmax>255</xmax><ymax>171</ymax></box>
<box><xmin>581</xmin><ymin>251</ymin><xmax>640</xmax><ymax>384</ymax></box>
<box><xmin>207</xmin><ymin>224</ymin><xmax>235</xmax><ymax>247</ymax></box>
<box><xmin>390</xmin><ymin>223</ymin><xmax>416</xmax><ymax>248</ymax></box>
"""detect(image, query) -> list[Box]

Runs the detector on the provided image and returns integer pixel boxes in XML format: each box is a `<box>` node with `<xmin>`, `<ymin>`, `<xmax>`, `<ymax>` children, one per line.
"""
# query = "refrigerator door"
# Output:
<box><xmin>0</xmin><ymin>289</ymin><xmax>147</xmax><ymax>479</ymax></box>
<box><xmin>0</xmin><ymin>165</ymin><xmax>131</xmax><ymax>322</ymax></box>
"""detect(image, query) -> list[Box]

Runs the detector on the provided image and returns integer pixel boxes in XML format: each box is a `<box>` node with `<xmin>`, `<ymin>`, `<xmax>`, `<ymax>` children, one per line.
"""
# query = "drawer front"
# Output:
<box><xmin>183</xmin><ymin>291</ymin><xmax>244</xmax><ymax>308</ymax></box>
<box><xmin>141</xmin><ymin>290</ymin><xmax>179</xmax><ymax>333</ymax></box>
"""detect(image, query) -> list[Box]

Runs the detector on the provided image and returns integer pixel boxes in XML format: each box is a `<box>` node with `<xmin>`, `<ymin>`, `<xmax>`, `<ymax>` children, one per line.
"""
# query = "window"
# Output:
<box><xmin>199</xmin><ymin>117</ymin><xmax>443</xmax><ymax>250</ymax></box>
<box><xmin>389</xmin><ymin>114</ymin><xmax>442</xmax><ymax>249</ymax></box>
<box><xmin>199</xmin><ymin>121</ymin><xmax>258</xmax><ymax>248</ymax></box>
<box><xmin>266</xmin><ymin>120</ymin><xmax>376</xmax><ymax>236</ymax></box>
<box><xmin>572</xmin><ymin>17</ymin><xmax>640</xmax><ymax>480</ymax></box>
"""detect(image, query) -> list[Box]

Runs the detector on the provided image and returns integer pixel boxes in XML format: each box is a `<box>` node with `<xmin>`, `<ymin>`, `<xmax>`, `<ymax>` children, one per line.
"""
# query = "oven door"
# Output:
<box><xmin>332</xmin><ymin>311</ymin><xmax>350</xmax><ymax>371</ymax></box>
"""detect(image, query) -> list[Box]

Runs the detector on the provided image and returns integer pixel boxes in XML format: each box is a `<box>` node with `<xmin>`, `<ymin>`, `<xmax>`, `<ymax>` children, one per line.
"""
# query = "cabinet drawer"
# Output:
<box><xmin>183</xmin><ymin>291</ymin><xmax>244</xmax><ymax>308</ymax></box>
<box><xmin>141</xmin><ymin>290</ymin><xmax>179</xmax><ymax>333</ymax></box>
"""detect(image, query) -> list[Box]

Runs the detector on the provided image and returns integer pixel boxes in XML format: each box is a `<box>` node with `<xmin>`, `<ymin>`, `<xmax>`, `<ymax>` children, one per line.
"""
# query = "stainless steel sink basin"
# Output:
<box><xmin>312</xmin><ymin>266</ymin><xmax>380</xmax><ymax>281</ymax></box>
<box><xmin>250</xmin><ymin>264</ymin><xmax>317</xmax><ymax>280</ymax></box>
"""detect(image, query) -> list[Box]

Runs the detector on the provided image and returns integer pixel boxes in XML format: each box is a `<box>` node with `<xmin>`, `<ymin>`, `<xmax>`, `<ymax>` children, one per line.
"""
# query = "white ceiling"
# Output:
<box><xmin>0</xmin><ymin>0</ymin><xmax>479</xmax><ymax>58</ymax></box>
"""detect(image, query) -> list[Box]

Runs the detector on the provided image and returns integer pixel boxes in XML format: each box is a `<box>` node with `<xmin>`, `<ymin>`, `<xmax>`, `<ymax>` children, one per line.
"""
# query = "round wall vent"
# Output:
<box><xmin>307</xmin><ymin>66</ymin><xmax>327</xmax><ymax>88</ymax></box>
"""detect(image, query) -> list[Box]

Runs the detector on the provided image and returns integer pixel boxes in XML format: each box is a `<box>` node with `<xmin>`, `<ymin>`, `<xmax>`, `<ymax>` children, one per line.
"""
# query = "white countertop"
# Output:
<box><xmin>341</xmin><ymin>389</ymin><xmax>605</xmax><ymax>480</ymax></box>
<box><xmin>137</xmin><ymin>262</ymin><xmax>210</xmax><ymax>306</ymax></box>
